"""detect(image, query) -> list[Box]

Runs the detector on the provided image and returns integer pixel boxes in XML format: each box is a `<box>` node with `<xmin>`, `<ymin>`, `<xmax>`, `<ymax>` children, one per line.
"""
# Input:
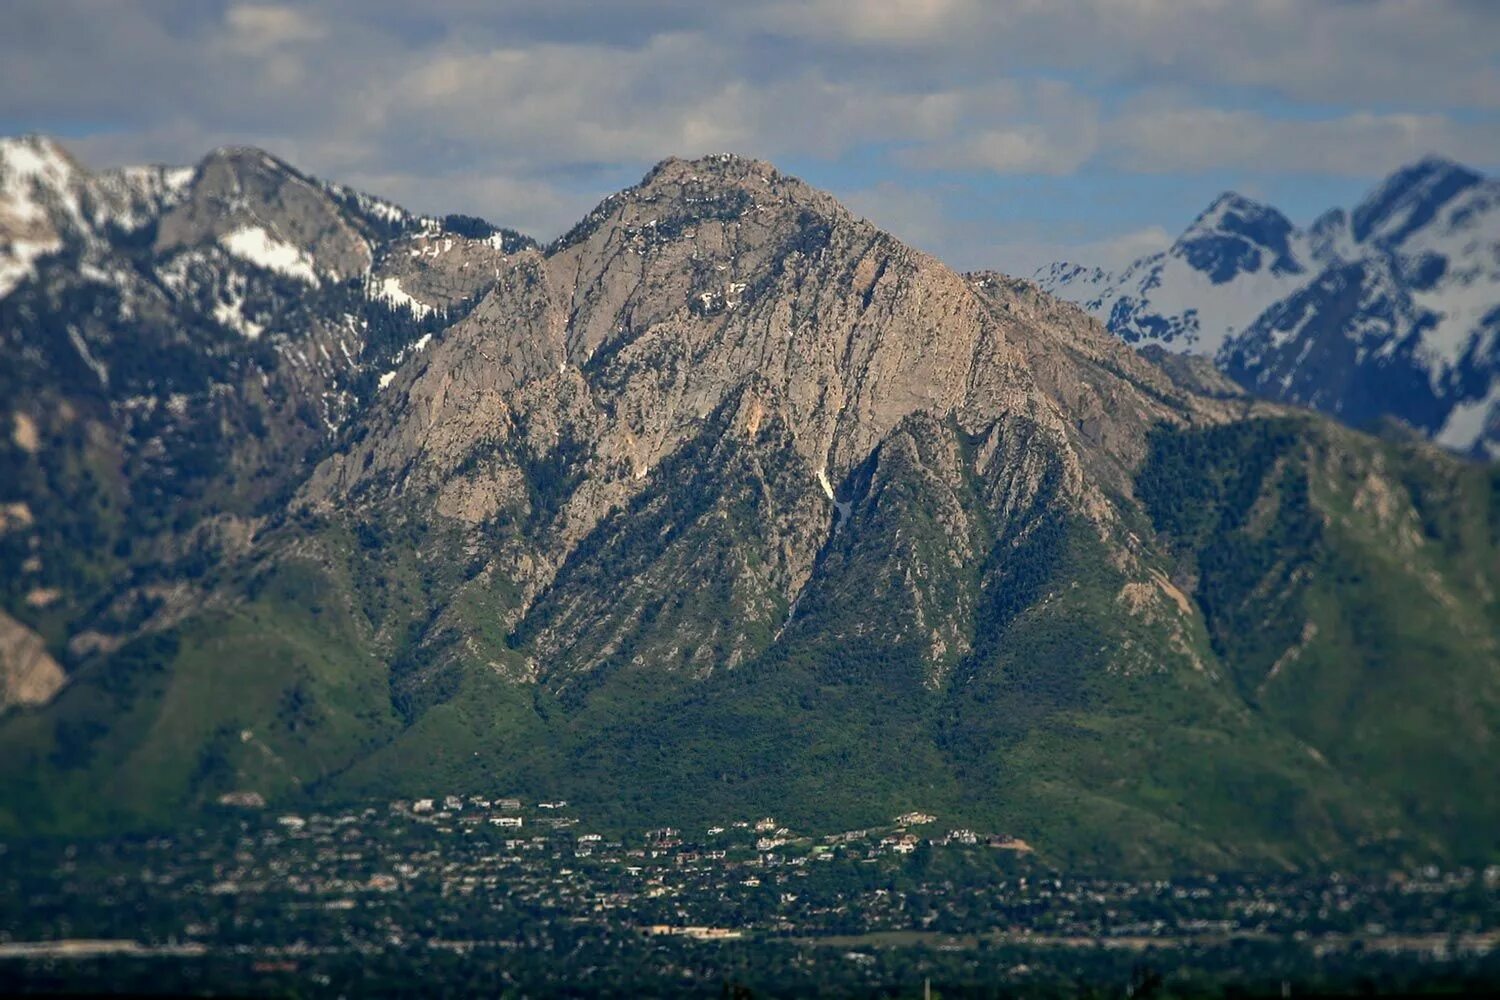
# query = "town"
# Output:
<box><xmin>2</xmin><ymin>796</ymin><xmax>1498</xmax><ymax>996</ymax></box>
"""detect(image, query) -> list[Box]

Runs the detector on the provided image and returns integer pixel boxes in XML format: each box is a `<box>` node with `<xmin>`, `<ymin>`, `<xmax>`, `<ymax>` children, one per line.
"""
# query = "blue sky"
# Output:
<box><xmin>4</xmin><ymin>0</ymin><xmax>1498</xmax><ymax>273</ymax></box>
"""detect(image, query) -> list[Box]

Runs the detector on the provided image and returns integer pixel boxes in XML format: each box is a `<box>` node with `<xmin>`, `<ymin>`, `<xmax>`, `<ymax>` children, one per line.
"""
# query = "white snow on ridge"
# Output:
<box><xmin>375</xmin><ymin>332</ymin><xmax>435</xmax><ymax>391</ymax></box>
<box><xmin>90</xmin><ymin>164</ymin><xmax>196</xmax><ymax>232</ymax></box>
<box><xmin>0</xmin><ymin>138</ymin><xmax>80</xmax><ymax>298</ymax></box>
<box><xmin>219</xmin><ymin>226</ymin><xmax>320</xmax><ymax>285</ymax></box>
<box><xmin>371</xmin><ymin>275</ymin><xmax>435</xmax><ymax>318</ymax></box>
<box><xmin>212</xmin><ymin>281</ymin><xmax>265</xmax><ymax>340</ymax></box>
<box><xmin>1402</xmin><ymin>181</ymin><xmax>1500</xmax><ymax>370</ymax></box>
<box><xmin>1041</xmin><ymin>168</ymin><xmax>1500</xmax><ymax>380</ymax></box>
<box><xmin>0</xmin><ymin>237</ymin><xmax>63</xmax><ymax>299</ymax></box>
<box><xmin>1044</xmin><ymin>246</ymin><xmax>1314</xmax><ymax>358</ymax></box>
<box><xmin>0</xmin><ymin>136</ymin><xmax>80</xmax><ymax>225</ymax></box>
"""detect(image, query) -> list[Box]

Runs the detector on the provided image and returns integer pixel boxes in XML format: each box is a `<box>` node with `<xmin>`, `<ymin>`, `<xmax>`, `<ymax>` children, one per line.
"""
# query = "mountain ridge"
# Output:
<box><xmin>0</xmin><ymin>137</ymin><xmax>1496</xmax><ymax>873</ymax></box>
<box><xmin>1036</xmin><ymin>156</ymin><xmax>1500</xmax><ymax>459</ymax></box>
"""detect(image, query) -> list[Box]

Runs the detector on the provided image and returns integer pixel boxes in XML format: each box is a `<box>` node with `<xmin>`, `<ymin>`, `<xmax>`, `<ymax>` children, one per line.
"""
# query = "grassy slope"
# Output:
<box><xmin>0</xmin><ymin>557</ymin><xmax>401</xmax><ymax>835</ymax></box>
<box><xmin>332</xmin><ymin>417</ymin><xmax>1412</xmax><ymax>872</ymax></box>
<box><xmin>1</xmin><ymin>415</ymin><xmax>1495</xmax><ymax>876</ymax></box>
<box><xmin>1138</xmin><ymin>418</ymin><xmax>1500</xmax><ymax>863</ymax></box>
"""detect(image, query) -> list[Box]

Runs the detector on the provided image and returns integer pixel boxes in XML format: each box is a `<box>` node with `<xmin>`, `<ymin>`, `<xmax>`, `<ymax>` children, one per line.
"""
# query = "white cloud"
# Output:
<box><xmin>1109</xmin><ymin>106</ymin><xmax>1500</xmax><ymax>176</ymax></box>
<box><xmin>224</xmin><ymin>4</ymin><xmax>326</xmax><ymax>54</ymax></box>
<box><xmin>2</xmin><ymin>0</ymin><xmax>1496</xmax><ymax>268</ymax></box>
<box><xmin>751</xmin><ymin>0</ymin><xmax>981</xmax><ymax>45</ymax></box>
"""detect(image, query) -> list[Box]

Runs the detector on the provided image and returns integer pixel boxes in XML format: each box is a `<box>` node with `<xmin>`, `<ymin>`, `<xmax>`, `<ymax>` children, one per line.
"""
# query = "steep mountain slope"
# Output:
<box><xmin>0</xmin><ymin>141</ymin><xmax>1496</xmax><ymax>873</ymax></box>
<box><xmin>1037</xmin><ymin>158</ymin><xmax>1500</xmax><ymax>458</ymax></box>
<box><xmin>0</xmin><ymin>136</ymin><xmax>528</xmax><ymax>695</ymax></box>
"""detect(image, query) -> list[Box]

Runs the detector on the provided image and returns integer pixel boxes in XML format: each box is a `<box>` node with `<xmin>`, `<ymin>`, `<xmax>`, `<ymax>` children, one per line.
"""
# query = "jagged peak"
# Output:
<box><xmin>640</xmin><ymin>152</ymin><xmax>783</xmax><ymax>187</ymax></box>
<box><xmin>201</xmin><ymin>143</ymin><xmax>292</xmax><ymax>169</ymax></box>
<box><xmin>1351</xmin><ymin>155</ymin><xmax>1485</xmax><ymax>244</ymax></box>
<box><xmin>626</xmin><ymin>152</ymin><xmax>830</xmax><ymax>216</ymax></box>
<box><xmin>1388</xmin><ymin>154</ymin><xmax>1482</xmax><ymax>188</ymax></box>
<box><xmin>1179</xmin><ymin>191</ymin><xmax>1294</xmax><ymax>245</ymax></box>
<box><xmin>550</xmin><ymin>153</ymin><xmax>847</xmax><ymax>254</ymax></box>
<box><xmin>1310</xmin><ymin>206</ymin><xmax>1348</xmax><ymax>235</ymax></box>
<box><xmin>190</xmin><ymin>144</ymin><xmax>320</xmax><ymax>191</ymax></box>
<box><xmin>0</xmin><ymin>133</ymin><xmax>84</xmax><ymax>183</ymax></box>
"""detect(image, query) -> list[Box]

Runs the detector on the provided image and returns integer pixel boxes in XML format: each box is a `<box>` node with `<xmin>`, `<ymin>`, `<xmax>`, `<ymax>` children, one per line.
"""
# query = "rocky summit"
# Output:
<box><xmin>1</xmin><ymin>138</ymin><xmax>1498</xmax><ymax>872</ymax></box>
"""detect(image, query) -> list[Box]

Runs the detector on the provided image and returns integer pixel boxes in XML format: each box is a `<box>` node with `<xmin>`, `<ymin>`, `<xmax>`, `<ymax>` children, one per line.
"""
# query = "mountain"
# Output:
<box><xmin>1036</xmin><ymin>157</ymin><xmax>1500</xmax><ymax>459</ymax></box>
<box><xmin>1</xmin><ymin>139</ymin><xmax>1497</xmax><ymax>873</ymax></box>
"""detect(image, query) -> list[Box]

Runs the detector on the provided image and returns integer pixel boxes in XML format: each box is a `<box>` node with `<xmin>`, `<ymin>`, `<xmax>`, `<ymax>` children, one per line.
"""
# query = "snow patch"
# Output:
<box><xmin>375</xmin><ymin>333</ymin><xmax>435</xmax><ymax>391</ymax></box>
<box><xmin>370</xmin><ymin>275</ymin><xmax>435</xmax><ymax>319</ymax></box>
<box><xmin>0</xmin><ymin>237</ymin><xmax>62</xmax><ymax>299</ymax></box>
<box><xmin>0</xmin><ymin>137</ymin><xmax>79</xmax><ymax>226</ymax></box>
<box><xmin>817</xmin><ymin>467</ymin><xmax>853</xmax><ymax>532</ymax></box>
<box><xmin>219</xmin><ymin>226</ymin><xmax>320</xmax><ymax>285</ymax></box>
<box><xmin>213</xmin><ymin>297</ymin><xmax>264</xmax><ymax>339</ymax></box>
<box><xmin>64</xmin><ymin>325</ymin><xmax>108</xmax><ymax>387</ymax></box>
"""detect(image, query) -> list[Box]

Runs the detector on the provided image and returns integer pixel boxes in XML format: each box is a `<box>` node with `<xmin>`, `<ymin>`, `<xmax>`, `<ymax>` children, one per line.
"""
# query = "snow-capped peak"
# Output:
<box><xmin>0</xmin><ymin>134</ymin><xmax>84</xmax><ymax>225</ymax></box>
<box><xmin>1171</xmin><ymin>191</ymin><xmax>1305</xmax><ymax>283</ymax></box>
<box><xmin>1037</xmin><ymin>154</ymin><xmax>1500</xmax><ymax>458</ymax></box>
<box><xmin>1351</xmin><ymin>155</ymin><xmax>1484</xmax><ymax>246</ymax></box>
<box><xmin>0</xmin><ymin>134</ymin><xmax>80</xmax><ymax>184</ymax></box>
<box><xmin>1181</xmin><ymin>192</ymin><xmax>1287</xmax><ymax>237</ymax></box>
<box><xmin>0</xmin><ymin>136</ymin><xmax>87</xmax><ymax>298</ymax></box>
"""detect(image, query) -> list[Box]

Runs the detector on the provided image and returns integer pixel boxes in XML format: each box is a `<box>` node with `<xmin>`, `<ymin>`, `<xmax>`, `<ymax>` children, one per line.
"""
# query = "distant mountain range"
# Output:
<box><xmin>1036</xmin><ymin>157</ymin><xmax>1500</xmax><ymax>458</ymax></box>
<box><xmin>1</xmin><ymin>136</ymin><xmax>1497</xmax><ymax>872</ymax></box>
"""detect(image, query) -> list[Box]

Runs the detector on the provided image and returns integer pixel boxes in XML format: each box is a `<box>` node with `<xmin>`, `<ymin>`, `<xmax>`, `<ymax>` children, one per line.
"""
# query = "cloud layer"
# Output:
<box><xmin>5</xmin><ymin>0</ymin><xmax>1497</xmax><ymax>271</ymax></box>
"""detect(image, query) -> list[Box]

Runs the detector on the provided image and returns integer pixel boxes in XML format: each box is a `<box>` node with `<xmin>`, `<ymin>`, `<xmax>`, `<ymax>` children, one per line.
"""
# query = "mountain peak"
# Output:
<box><xmin>0</xmin><ymin>134</ymin><xmax>87</xmax><ymax>296</ymax></box>
<box><xmin>1351</xmin><ymin>155</ymin><xmax>1485</xmax><ymax>244</ymax></box>
<box><xmin>0</xmin><ymin>134</ymin><xmax>85</xmax><ymax>214</ymax></box>
<box><xmin>197</xmin><ymin>144</ymin><xmax>304</xmax><ymax>182</ymax></box>
<box><xmin>0</xmin><ymin>133</ymin><xmax>81</xmax><ymax>177</ymax></box>
<box><xmin>1403</xmin><ymin>153</ymin><xmax>1481</xmax><ymax>184</ymax></box>
<box><xmin>1173</xmin><ymin>190</ymin><xmax>1300</xmax><ymax>283</ymax></box>
<box><xmin>1181</xmin><ymin>191</ymin><xmax>1293</xmax><ymax>242</ymax></box>
<box><xmin>641</xmin><ymin>152</ymin><xmax>781</xmax><ymax>185</ymax></box>
<box><xmin>153</xmin><ymin>143</ymin><xmax>373</xmax><ymax>280</ymax></box>
<box><xmin>551</xmin><ymin>153</ymin><xmax>846</xmax><ymax>255</ymax></box>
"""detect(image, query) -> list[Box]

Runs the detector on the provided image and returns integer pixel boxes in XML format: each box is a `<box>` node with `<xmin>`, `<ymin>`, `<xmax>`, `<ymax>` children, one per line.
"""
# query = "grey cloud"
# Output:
<box><xmin>1108</xmin><ymin>106</ymin><xmax>1500</xmax><ymax>176</ymax></box>
<box><xmin>4</xmin><ymin>0</ymin><xmax>1497</xmax><ymax>260</ymax></box>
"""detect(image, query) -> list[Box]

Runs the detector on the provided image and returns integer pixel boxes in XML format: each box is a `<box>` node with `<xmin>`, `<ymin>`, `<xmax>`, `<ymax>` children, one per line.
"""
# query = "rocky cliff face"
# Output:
<box><xmin>0</xmin><ymin>611</ymin><xmax>65</xmax><ymax>711</ymax></box>
<box><xmin>0</xmin><ymin>139</ymin><xmax>1496</xmax><ymax>872</ymax></box>
<box><xmin>296</xmin><ymin>154</ymin><xmax>1226</xmax><ymax>701</ymax></box>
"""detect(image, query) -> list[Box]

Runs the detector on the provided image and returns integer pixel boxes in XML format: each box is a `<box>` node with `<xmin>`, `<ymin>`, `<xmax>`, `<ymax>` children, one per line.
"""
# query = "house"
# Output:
<box><xmin>217</xmin><ymin>791</ymin><xmax>265</xmax><ymax>809</ymax></box>
<box><xmin>412</xmin><ymin>799</ymin><xmax>435</xmax><ymax>814</ymax></box>
<box><xmin>490</xmin><ymin>816</ymin><xmax>523</xmax><ymax>828</ymax></box>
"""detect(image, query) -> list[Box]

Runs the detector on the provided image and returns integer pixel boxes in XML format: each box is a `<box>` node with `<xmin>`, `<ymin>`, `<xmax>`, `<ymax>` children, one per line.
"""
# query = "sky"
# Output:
<box><xmin>4</xmin><ymin>0</ymin><xmax>1499</xmax><ymax>274</ymax></box>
